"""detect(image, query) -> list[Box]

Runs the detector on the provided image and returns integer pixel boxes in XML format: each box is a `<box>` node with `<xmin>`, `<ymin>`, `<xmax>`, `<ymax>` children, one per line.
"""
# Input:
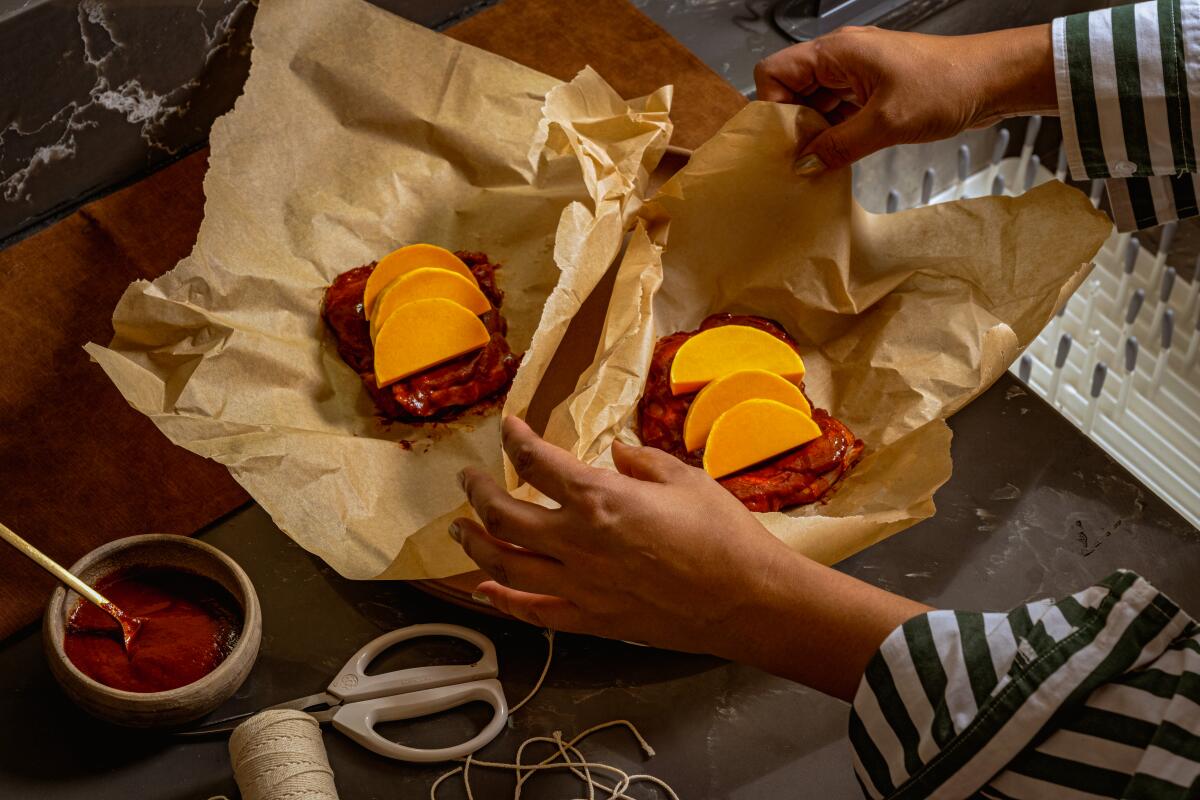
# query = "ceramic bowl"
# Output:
<box><xmin>43</xmin><ymin>534</ymin><xmax>262</xmax><ymax>728</ymax></box>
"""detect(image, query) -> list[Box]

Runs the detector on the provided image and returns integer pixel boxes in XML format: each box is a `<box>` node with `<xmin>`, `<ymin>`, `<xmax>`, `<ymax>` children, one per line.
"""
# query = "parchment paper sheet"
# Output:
<box><xmin>86</xmin><ymin>0</ymin><xmax>671</xmax><ymax>580</ymax></box>
<box><xmin>541</xmin><ymin>102</ymin><xmax>1112</xmax><ymax>565</ymax></box>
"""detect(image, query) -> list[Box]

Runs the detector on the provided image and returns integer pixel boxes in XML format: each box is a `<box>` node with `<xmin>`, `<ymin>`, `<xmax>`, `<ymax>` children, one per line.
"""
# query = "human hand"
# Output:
<box><xmin>453</xmin><ymin>417</ymin><xmax>929</xmax><ymax>700</ymax></box>
<box><xmin>453</xmin><ymin>416</ymin><xmax>791</xmax><ymax>655</ymax></box>
<box><xmin>754</xmin><ymin>24</ymin><xmax>1055</xmax><ymax>173</ymax></box>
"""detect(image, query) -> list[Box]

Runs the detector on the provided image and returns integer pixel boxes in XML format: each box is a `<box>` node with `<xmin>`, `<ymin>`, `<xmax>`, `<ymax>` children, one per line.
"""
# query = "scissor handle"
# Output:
<box><xmin>331</xmin><ymin>678</ymin><xmax>508</xmax><ymax>762</ymax></box>
<box><xmin>327</xmin><ymin>623</ymin><xmax>499</xmax><ymax>703</ymax></box>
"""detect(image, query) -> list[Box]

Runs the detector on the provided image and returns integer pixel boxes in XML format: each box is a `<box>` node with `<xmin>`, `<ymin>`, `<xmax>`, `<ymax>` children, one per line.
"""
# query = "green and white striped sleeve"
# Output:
<box><xmin>1054</xmin><ymin>1</ymin><xmax>1200</xmax><ymax>231</ymax></box>
<box><xmin>850</xmin><ymin>570</ymin><xmax>1200</xmax><ymax>799</ymax></box>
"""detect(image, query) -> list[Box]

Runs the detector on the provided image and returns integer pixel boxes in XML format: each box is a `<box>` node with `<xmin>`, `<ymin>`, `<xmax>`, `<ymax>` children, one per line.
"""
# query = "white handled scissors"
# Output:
<box><xmin>180</xmin><ymin>623</ymin><xmax>508</xmax><ymax>762</ymax></box>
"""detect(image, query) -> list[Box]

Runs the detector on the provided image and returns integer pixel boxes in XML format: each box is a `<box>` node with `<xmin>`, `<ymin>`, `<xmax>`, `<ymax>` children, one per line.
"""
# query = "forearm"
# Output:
<box><xmin>720</xmin><ymin>549</ymin><xmax>931</xmax><ymax>702</ymax></box>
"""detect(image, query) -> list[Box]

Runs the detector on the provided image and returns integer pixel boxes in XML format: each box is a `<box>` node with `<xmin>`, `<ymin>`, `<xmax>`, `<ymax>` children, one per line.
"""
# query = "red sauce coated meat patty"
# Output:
<box><xmin>321</xmin><ymin>251</ymin><xmax>520</xmax><ymax>422</ymax></box>
<box><xmin>636</xmin><ymin>313</ymin><xmax>864</xmax><ymax>512</ymax></box>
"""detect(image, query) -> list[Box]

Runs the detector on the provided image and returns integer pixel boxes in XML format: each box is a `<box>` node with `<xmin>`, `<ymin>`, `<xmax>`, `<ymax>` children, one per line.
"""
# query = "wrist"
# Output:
<box><xmin>718</xmin><ymin>546</ymin><xmax>931</xmax><ymax>701</ymax></box>
<box><xmin>977</xmin><ymin>23</ymin><xmax>1057</xmax><ymax>121</ymax></box>
<box><xmin>709</xmin><ymin>548</ymin><xmax>823</xmax><ymax>674</ymax></box>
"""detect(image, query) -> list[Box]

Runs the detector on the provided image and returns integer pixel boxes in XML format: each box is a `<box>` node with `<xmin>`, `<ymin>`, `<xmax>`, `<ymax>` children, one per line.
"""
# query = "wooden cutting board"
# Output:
<box><xmin>0</xmin><ymin>0</ymin><xmax>746</xmax><ymax>640</ymax></box>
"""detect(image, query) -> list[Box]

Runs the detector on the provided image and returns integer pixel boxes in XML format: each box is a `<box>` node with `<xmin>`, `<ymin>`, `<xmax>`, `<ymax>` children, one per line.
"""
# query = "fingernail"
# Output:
<box><xmin>449</xmin><ymin>522</ymin><xmax>462</xmax><ymax>543</ymax></box>
<box><xmin>794</xmin><ymin>153</ymin><xmax>826</xmax><ymax>176</ymax></box>
<box><xmin>470</xmin><ymin>591</ymin><xmax>492</xmax><ymax>607</ymax></box>
<box><xmin>457</xmin><ymin>470</ymin><xmax>467</xmax><ymax>491</ymax></box>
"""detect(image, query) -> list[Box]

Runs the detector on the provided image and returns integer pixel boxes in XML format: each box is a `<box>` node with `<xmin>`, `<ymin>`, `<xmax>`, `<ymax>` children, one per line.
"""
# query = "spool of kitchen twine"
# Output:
<box><xmin>227</xmin><ymin>709</ymin><xmax>340</xmax><ymax>800</ymax></box>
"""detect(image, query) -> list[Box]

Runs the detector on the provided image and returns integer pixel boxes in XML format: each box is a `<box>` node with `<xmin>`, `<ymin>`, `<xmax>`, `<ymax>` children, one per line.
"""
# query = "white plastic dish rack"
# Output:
<box><xmin>901</xmin><ymin>129</ymin><xmax>1200</xmax><ymax>530</ymax></box>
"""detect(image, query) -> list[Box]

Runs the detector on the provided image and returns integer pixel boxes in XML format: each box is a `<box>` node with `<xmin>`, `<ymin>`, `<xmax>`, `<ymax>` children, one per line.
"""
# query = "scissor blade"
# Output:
<box><xmin>306</xmin><ymin>708</ymin><xmax>338</xmax><ymax>724</ymax></box>
<box><xmin>173</xmin><ymin>719</ymin><xmax>245</xmax><ymax>737</ymax></box>
<box><xmin>173</xmin><ymin>692</ymin><xmax>340</xmax><ymax>737</ymax></box>
<box><xmin>267</xmin><ymin>691</ymin><xmax>340</xmax><ymax>714</ymax></box>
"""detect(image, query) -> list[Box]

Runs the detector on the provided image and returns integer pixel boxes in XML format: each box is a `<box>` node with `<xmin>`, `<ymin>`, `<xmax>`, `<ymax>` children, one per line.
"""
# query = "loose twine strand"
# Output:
<box><xmin>430</xmin><ymin>629</ymin><xmax>680</xmax><ymax>800</ymax></box>
<box><xmin>221</xmin><ymin>628</ymin><xmax>678</xmax><ymax>800</ymax></box>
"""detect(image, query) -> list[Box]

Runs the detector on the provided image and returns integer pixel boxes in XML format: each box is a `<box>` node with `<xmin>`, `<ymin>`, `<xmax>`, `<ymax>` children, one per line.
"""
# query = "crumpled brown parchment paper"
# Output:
<box><xmin>538</xmin><ymin>102</ymin><xmax>1112</xmax><ymax>565</ymax></box>
<box><xmin>85</xmin><ymin>0</ymin><xmax>671</xmax><ymax>580</ymax></box>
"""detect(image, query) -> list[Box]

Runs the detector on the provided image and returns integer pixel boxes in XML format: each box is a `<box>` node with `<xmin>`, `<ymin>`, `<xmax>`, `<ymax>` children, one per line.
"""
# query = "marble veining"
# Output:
<box><xmin>0</xmin><ymin>0</ymin><xmax>253</xmax><ymax>237</ymax></box>
<box><xmin>632</xmin><ymin>0</ymin><xmax>786</xmax><ymax>91</ymax></box>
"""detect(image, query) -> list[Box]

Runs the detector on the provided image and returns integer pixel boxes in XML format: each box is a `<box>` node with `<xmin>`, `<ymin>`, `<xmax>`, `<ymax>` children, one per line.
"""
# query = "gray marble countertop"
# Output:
<box><xmin>1</xmin><ymin>373</ymin><xmax>1195</xmax><ymax>800</ymax></box>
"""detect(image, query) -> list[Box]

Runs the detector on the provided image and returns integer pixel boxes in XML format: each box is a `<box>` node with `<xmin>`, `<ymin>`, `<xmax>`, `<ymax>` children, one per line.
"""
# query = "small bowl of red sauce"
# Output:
<box><xmin>43</xmin><ymin>534</ymin><xmax>261</xmax><ymax>728</ymax></box>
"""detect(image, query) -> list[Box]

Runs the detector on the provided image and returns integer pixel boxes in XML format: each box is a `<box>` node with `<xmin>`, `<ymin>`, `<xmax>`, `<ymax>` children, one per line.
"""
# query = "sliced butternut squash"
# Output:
<box><xmin>373</xmin><ymin>298</ymin><xmax>490</xmax><ymax>386</ymax></box>
<box><xmin>683</xmin><ymin>369</ymin><xmax>812</xmax><ymax>452</ymax></box>
<box><xmin>669</xmin><ymin>325</ymin><xmax>805</xmax><ymax>395</ymax></box>
<box><xmin>363</xmin><ymin>244</ymin><xmax>476</xmax><ymax>319</ymax></box>
<box><xmin>370</xmin><ymin>268</ymin><xmax>491</xmax><ymax>341</ymax></box>
<box><xmin>702</xmin><ymin>398</ymin><xmax>822</xmax><ymax>479</ymax></box>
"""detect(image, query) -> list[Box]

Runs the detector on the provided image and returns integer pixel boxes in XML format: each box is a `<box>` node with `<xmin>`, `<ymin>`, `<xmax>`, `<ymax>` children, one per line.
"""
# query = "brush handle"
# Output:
<box><xmin>0</xmin><ymin>522</ymin><xmax>113</xmax><ymax>610</ymax></box>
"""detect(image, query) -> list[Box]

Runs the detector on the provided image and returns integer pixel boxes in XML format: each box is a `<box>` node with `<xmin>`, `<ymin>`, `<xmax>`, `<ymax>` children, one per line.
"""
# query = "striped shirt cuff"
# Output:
<box><xmin>849</xmin><ymin>570</ymin><xmax>1200</xmax><ymax>799</ymax></box>
<box><xmin>1106</xmin><ymin>173</ymin><xmax>1200</xmax><ymax>231</ymax></box>
<box><xmin>1053</xmin><ymin>1</ymin><xmax>1199</xmax><ymax>182</ymax></box>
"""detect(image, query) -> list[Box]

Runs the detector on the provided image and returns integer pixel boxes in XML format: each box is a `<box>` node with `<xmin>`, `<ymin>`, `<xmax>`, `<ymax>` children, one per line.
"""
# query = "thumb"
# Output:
<box><xmin>796</xmin><ymin>102</ymin><xmax>896</xmax><ymax>173</ymax></box>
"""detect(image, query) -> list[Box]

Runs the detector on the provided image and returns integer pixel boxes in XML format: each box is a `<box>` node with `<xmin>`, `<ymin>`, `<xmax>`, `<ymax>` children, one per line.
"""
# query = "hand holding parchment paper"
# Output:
<box><xmin>541</xmin><ymin>102</ymin><xmax>1112</xmax><ymax>566</ymax></box>
<box><xmin>86</xmin><ymin>0</ymin><xmax>671</xmax><ymax>581</ymax></box>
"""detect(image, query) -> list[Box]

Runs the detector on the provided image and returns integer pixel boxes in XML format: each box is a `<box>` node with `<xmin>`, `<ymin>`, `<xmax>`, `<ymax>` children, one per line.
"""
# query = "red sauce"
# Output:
<box><xmin>637</xmin><ymin>313</ymin><xmax>865</xmax><ymax>512</ymax></box>
<box><xmin>63</xmin><ymin>568</ymin><xmax>242</xmax><ymax>693</ymax></box>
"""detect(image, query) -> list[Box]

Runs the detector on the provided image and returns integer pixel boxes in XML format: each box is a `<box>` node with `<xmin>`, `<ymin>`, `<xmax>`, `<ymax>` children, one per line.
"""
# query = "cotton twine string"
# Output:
<box><xmin>430</xmin><ymin>630</ymin><xmax>680</xmax><ymax>800</ymax></box>
<box><xmin>218</xmin><ymin>628</ymin><xmax>678</xmax><ymax>800</ymax></box>
<box><xmin>227</xmin><ymin>709</ymin><xmax>340</xmax><ymax>800</ymax></box>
